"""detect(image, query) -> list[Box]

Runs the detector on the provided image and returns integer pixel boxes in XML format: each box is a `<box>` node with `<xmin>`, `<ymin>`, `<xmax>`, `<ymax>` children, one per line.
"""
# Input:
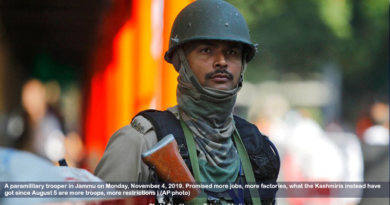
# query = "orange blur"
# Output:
<box><xmin>84</xmin><ymin>0</ymin><xmax>193</xmax><ymax>171</ymax></box>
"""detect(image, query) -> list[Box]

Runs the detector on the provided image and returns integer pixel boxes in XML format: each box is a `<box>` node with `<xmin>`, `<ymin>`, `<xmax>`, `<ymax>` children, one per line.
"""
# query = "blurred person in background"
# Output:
<box><xmin>283</xmin><ymin>109</ymin><xmax>346</xmax><ymax>205</ymax></box>
<box><xmin>11</xmin><ymin>79</ymin><xmax>84</xmax><ymax>167</ymax></box>
<box><xmin>0</xmin><ymin>79</ymin><xmax>103</xmax><ymax>204</ymax></box>
<box><xmin>250</xmin><ymin>95</ymin><xmax>364</xmax><ymax>205</ymax></box>
<box><xmin>18</xmin><ymin>79</ymin><xmax>66</xmax><ymax>163</ymax></box>
<box><xmin>362</xmin><ymin>99</ymin><xmax>389</xmax><ymax>145</ymax></box>
<box><xmin>358</xmin><ymin>98</ymin><xmax>389</xmax><ymax>205</ymax></box>
<box><xmin>356</xmin><ymin>98</ymin><xmax>389</xmax><ymax>142</ymax></box>
<box><xmin>253</xmin><ymin>106</ymin><xmax>345</xmax><ymax>205</ymax></box>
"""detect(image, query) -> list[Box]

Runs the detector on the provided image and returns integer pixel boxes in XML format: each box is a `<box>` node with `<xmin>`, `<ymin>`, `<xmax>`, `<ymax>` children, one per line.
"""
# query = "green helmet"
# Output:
<box><xmin>164</xmin><ymin>0</ymin><xmax>257</xmax><ymax>64</ymax></box>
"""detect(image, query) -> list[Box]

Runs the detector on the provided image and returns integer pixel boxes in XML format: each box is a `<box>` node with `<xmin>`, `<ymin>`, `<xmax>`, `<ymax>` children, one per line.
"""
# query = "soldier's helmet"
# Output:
<box><xmin>164</xmin><ymin>0</ymin><xmax>256</xmax><ymax>65</ymax></box>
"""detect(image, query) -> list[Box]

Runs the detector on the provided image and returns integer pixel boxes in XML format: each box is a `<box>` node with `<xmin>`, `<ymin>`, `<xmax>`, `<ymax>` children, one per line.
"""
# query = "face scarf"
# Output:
<box><xmin>173</xmin><ymin>47</ymin><xmax>247</xmax><ymax>188</ymax></box>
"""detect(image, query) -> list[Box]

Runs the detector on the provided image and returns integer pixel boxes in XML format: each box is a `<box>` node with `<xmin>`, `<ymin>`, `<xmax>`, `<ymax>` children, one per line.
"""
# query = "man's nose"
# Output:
<box><xmin>213</xmin><ymin>51</ymin><xmax>228</xmax><ymax>69</ymax></box>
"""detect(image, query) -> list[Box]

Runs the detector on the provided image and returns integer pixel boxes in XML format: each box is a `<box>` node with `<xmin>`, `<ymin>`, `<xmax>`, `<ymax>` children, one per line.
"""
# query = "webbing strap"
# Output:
<box><xmin>233</xmin><ymin>129</ymin><xmax>262</xmax><ymax>205</ymax></box>
<box><xmin>180</xmin><ymin>118</ymin><xmax>203</xmax><ymax>186</ymax></box>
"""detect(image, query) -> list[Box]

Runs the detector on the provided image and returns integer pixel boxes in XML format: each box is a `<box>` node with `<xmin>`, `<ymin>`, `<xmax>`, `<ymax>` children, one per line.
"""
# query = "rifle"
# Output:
<box><xmin>141</xmin><ymin>134</ymin><xmax>202</xmax><ymax>203</ymax></box>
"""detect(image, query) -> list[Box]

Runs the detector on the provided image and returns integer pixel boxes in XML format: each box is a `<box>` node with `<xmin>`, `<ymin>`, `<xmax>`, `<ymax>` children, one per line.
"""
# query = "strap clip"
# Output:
<box><xmin>178</xmin><ymin>144</ymin><xmax>189</xmax><ymax>158</ymax></box>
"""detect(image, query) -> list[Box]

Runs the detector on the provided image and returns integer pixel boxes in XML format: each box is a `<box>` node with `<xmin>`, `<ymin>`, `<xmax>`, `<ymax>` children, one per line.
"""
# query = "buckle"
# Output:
<box><xmin>178</xmin><ymin>144</ymin><xmax>189</xmax><ymax>158</ymax></box>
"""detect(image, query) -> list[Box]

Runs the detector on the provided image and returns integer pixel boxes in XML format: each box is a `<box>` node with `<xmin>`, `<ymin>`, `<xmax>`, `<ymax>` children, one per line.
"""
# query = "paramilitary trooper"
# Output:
<box><xmin>95</xmin><ymin>0</ymin><xmax>280</xmax><ymax>204</ymax></box>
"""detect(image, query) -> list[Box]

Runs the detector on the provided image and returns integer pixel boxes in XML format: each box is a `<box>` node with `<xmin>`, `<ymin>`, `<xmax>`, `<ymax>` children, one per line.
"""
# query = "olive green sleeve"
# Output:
<box><xmin>94</xmin><ymin>116</ymin><xmax>158</xmax><ymax>182</ymax></box>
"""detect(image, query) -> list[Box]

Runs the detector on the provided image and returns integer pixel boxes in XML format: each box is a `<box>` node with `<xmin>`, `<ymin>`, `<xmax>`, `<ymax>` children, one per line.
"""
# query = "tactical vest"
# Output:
<box><xmin>134</xmin><ymin>110</ymin><xmax>280</xmax><ymax>205</ymax></box>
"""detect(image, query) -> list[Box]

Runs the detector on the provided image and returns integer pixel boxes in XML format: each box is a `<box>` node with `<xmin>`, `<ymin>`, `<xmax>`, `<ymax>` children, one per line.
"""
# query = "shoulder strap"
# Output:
<box><xmin>234</xmin><ymin>115</ymin><xmax>280</xmax><ymax>180</ymax></box>
<box><xmin>134</xmin><ymin>110</ymin><xmax>180</xmax><ymax>140</ymax></box>
<box><xmin>234</xmin><ymin>115</ymin><xmax>280</xmax><ymax>204</ymax></box>
<box><xmin>133</xmin><ymin>109</ymin><xmax>190</xmax><ymax>164</ymax></box>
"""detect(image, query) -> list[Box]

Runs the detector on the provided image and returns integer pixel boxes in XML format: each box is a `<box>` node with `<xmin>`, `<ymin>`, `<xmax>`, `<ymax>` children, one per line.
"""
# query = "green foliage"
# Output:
<box><xmin>229</xmin><ymin>0</ymin><xmax>339</xmax><ymax>79</ymax></box>
<box><xmin>227</xmin><ymin>0</ymin><xmax>388</xmax><ymax>122</ymax></box>
<box><xmin>316</xmin><ymin>0</ymin><xmax>353</xmax><ymax>39</ymax></box>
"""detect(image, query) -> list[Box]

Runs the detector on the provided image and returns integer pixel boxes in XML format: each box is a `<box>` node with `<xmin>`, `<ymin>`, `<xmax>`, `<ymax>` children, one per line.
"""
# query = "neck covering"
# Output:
<box><xmin>174</xmin><ymin>47</ymin><xmax>247</xmax><ymax>187</ymax></box>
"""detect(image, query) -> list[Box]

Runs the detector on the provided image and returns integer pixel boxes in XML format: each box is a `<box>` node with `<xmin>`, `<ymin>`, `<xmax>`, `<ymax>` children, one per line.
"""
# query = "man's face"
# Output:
<box><xmin>185</xmin><ymin>40</ymin><xmax>243</xmax><ymax>91</ymax></box>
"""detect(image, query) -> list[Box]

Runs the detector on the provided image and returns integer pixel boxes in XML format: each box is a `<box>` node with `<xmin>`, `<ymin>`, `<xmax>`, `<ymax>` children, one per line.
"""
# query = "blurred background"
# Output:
<box><xmin>0</xmin><ymin>0</ymin><xmax>388</xmax><ymax>204</ymax></box>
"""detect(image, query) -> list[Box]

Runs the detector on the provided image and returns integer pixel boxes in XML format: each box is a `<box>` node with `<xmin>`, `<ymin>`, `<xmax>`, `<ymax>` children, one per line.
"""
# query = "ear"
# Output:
<box><xmin>171</xmin><ymin>50</ymin><xmax>181</xmax><ymax>72</ymax></box>
<box><xmin>239</xmin><ymin>52</ymin><xmax>248</xmax><ymax>85</ymax></box>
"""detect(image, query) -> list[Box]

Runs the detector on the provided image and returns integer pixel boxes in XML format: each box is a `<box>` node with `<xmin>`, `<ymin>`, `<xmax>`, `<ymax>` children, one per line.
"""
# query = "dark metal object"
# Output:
<box><xmin>58</xmin><ymin>158</ymin><xmax>68</xmax><ymax>166</ymax></box>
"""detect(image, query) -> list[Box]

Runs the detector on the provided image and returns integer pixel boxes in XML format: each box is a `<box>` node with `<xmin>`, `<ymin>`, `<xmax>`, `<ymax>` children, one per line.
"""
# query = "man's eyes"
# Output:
<box><xmin>227</xmin><ymin>50</ymin><xmax>237</xmax><ymax>55</ymax></box>
<box><xmin>228</xmin><ymin>49</ymin><xmax>242</xmax><ymax>55</ymax></box>
<box><xmin>199</xmin><ymin>48</ymin><xmax>240</xmax><ymax>55</ymax></box>
<box><xmin>200</xmin><ymin>48</ymin><xmax>211</xmax><ymax>53</ymax></box>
